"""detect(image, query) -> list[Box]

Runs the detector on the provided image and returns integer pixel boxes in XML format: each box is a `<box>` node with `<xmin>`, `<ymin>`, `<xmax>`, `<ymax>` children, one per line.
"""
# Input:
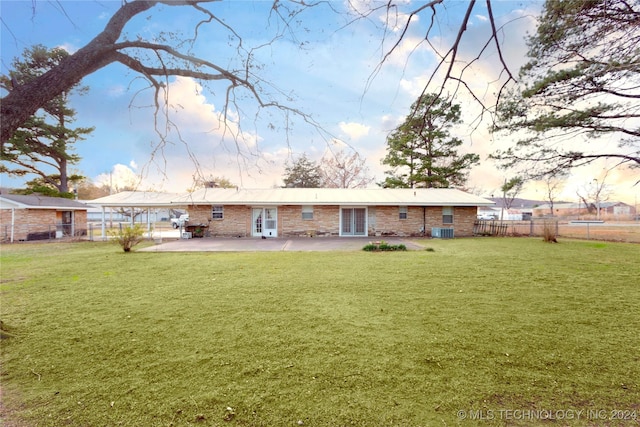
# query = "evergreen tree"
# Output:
<box><xmin>381</xmin><ymin>93</ymin><xmax>479</xmax><ymax>188</ymax></box>
<box><xmin>492</xmin><ymin>0</ymin><xmax>639</xmax><ymax>177</ymax></box>
<box><xmin>282</xmin><ymin>154</ymin><xmax>322</xmax><ymax>188</ymax></box>
<box><xmin>1</xmin><ymin>45</ymin><xmax>93</xmax><ymax>197</ymax></box>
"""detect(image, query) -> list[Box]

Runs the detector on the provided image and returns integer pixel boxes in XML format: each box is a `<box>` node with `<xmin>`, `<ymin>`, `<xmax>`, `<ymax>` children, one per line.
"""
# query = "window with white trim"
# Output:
<box><xmin>399</xmin><ymin>206</ymin><xmax>408</xmax><ymax>220</ymax></box>
<box><xmin>301</xmin><ymin>205</ymin><xmax>314</xmax><ymax>220</ymax></box>
<box><xmin>442</xmin><ymin>206</ymin><xmax>453</xmax><ymax>224</ymax></box>
<box><xmin>211</xmin><ymin>205</ymin><xmax>224</xmax><ymax>220</ymax></box>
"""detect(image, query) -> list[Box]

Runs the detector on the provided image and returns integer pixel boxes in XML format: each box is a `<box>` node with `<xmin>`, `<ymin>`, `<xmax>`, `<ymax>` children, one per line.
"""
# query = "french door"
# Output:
<box><xmin>252</xmin><ymin>207</ymin><xmax>277</xmax><ymax>237</ymax></box>
<box><xmin>341</xmin><ymin>208</ymin><xmax>367</xmax><ymax>236</ymax></box>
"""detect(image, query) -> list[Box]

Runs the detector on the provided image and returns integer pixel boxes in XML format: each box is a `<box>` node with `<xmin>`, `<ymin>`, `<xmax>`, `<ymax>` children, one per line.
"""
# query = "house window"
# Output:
<box><xmin>399</xmin><ymin>206</ymin><xmax>408</xmax><ymax>220</ymax></box>
<box><xmin>442</xmin><ymin>206</ymin><xmax>454</xmax><ymax>224</ymax></box>
<box><xmin>211</xmin><ymin>205</ymin><xmax>224</xmax><ymax>220</ymax></box>
<box><xmin>301</xmin><ymin>205</ymin><xmax>314</xmax><ymax>220</ymax></box>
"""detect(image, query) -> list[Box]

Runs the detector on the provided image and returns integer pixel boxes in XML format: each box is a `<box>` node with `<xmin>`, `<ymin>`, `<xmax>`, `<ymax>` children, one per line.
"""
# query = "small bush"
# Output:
<box><xmin>362</xmin><ymin>241</ymin><xmax>407</xmax><ymax>252</ymax></box>
<box><xmin>425</xmin><ymin>247</ymin><xmax>435</xmax><ymax>252</ymax></box>
<box><xmin>109</xmin><ymin>224</ymin><xmax>145</xmax><ymax>252</ymax></box>
<box><xmin>542</xmin><ymin>221</ymin><xmax>558</xmax><ymax>243</ymax></box>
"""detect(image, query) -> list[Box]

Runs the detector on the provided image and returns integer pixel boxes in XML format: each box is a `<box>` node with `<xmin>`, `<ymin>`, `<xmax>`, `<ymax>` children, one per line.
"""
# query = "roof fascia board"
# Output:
<box><xmin>0</xmin><ymin>199</ymin><xmax>25</xmax><ymax>209</ymax></box>
<box><xmin>184</xmin><ymin>201</ymin><xmax>494</xmax><ymax>207</ymax></box>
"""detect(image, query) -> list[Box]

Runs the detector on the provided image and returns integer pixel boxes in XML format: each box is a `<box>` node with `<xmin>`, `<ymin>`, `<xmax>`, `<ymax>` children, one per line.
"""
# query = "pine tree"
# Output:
<box><xmin>381</xmin><ymin>93</ymin><xmax>479</xmax><ymax>188</ymax></box>
<box><xmin>283</xmin><ymin>154</ymin><xmax>322</xmax><ymax>188</ymax></box>
<box><xmin>1</xmin><ymin>45</ymin><xmax>93</xmax><ymax>197</ymax></box>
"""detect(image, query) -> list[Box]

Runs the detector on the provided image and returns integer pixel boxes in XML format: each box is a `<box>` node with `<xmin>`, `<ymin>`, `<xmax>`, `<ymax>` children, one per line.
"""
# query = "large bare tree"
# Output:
<box><xmin>1</xmin><ymin>1</ymin><xmax>312</xmax><ymax>145</ymax></box>
<box><xmin>2</xmin><ymin>0</ymin><xmax>518</xmax><ymax>147</ymax></box>
<box><xmin>319</xmin><ymin>150</ymin><xmax>374</xmax><ymax>188</ymax></box>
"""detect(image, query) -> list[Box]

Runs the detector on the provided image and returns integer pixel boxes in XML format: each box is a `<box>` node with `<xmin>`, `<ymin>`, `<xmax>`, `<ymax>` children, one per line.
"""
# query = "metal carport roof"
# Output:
<box><xmin>89</xmin><ymin>191</ymin><xmax>186</xmax><ymax>208</ymax></box>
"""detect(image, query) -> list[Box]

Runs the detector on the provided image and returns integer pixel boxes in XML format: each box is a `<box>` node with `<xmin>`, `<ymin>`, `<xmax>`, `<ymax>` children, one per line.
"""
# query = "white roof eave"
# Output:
<box><xmin>90</xmin><ymin>189</ymin><xmax>495</xmax><ymax>208</ymax></box>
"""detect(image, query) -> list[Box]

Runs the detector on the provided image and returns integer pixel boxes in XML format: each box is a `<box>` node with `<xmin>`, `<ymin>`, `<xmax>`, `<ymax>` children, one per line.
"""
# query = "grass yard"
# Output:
<box><xmin>1</xmin><ymin>238</ymin><xmax>639</xmax><ymax>426</ymax></box>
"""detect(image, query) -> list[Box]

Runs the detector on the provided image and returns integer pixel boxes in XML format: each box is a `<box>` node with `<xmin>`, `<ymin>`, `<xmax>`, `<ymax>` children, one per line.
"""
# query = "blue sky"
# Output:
<box><xmin>1</xmin><ymin>0</ymin><xmax>637</xmax><ymax>204</ymax></box>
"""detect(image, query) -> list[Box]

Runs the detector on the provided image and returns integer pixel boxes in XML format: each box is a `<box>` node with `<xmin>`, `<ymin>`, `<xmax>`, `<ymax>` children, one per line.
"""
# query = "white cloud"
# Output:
<box><xmin>94</xmin><ymin>164</ymin><xmax>142</xmax><ymax>191</ymax></box>
<box><xmin>339</xmin><ymin>121</ymin><xmax>370</xmax><ymax>140</ymax></box>
<box><xmin>379</xmin><ymin>11</ymin><xmax>419</xmax><ymax>33</ymax></box>
<box><xmin>159</xmin><ymin>76</ymin><xmax>260</xmax><ymax>148</ymax></box>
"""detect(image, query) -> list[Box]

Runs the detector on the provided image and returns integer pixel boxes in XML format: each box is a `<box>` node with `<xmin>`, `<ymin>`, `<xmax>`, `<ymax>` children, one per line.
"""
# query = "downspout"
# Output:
<box><xmin>422</xmin><ymin>207</ymin><xmax>426</xmax><ymax>236</ymax></box>
<box><xmin>11</xmin><ymin>207</ymin><xmax>15</xmax><ymax>243</ymax></box>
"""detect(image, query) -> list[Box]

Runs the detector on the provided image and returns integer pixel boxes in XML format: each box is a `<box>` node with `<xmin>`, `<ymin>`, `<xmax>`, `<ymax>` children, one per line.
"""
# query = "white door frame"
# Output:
<box><xmin>251</xmin><ymin>207</ymin><xmax>278</xmax><ymax>237</ymax></box>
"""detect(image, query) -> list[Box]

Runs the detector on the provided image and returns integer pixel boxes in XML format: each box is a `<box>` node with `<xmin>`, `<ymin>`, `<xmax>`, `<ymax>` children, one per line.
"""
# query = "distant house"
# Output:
<box><xmin>601</xmin><ymin>202</ymin><xmax>636</xmax><ymax>216</ymax></box>
<box><xmin>0</xmin><ymin>194</ymin><xmax>89</xmax><ymax>242</ymax></box>
<box><xmin>478</xmin><ymin>198</ymin><xmax>539</xmax><ymax>221</ymax></box>
<box><xmin>91</xmin><ymin>188</ymin><xmax>494</xmax><ymax>238</ymax></box>
<box><xmin>532</xmin><ymin>201</ymin><xmax>636</xmax><ymax>218</ymax></box>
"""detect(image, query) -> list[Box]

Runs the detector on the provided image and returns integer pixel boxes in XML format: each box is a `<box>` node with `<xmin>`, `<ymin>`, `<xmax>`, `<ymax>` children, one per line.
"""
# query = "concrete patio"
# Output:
<box><xmin>140</xmin><ymin>236</ymin><xmax>427</xmax><ymax>252</ymax></box>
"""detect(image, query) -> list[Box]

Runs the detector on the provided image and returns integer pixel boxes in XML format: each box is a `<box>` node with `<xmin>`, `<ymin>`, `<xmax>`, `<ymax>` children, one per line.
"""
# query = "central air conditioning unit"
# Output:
<box><xmin>432</xmin><ymin>227</ymin><xmax>454</xmax><ymax>239</ymax></box>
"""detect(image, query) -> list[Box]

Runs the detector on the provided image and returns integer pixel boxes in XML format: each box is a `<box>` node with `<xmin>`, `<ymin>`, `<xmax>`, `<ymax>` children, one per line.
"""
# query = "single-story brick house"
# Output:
<box><xmin>0</xmin><ymin>194</ymin><xmax>89</xmax><ymax>242</ymax></box>
<box><xmin>173</xmin><ymin>188</ymin><xmax>494</xmax><ymax>238</ymax></box>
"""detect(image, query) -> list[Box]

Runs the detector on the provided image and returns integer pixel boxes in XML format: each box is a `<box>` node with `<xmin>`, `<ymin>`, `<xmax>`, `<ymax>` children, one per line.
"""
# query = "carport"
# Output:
<box><xmin>89</xmin><ymin>191</ymin><xmax>186</xmax><ymax>239</ymax></box>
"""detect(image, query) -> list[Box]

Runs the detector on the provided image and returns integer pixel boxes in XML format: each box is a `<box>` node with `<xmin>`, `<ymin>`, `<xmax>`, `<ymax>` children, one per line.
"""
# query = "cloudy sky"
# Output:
<box><xmin>1</xmin><ymin>0</ymin><xmax>637</xmax><ymax>205</ymax></box>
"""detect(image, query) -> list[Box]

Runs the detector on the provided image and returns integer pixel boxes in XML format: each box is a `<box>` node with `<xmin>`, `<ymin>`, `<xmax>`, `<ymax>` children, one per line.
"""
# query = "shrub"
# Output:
<box><xmin>542</xmin><ymin>221</ymin><xmax>558</xmax><ymax>243</ymax></box>
<box><xmin>109</xmin><ymin>224</ymin><xmax>145</xmax><ymax>252</ymax></box>
<box><xmin>362</xmin><ymin>241</ymin><xmax>407</xmax><ymax>252</ymax></box>
<box><xmin>362</xmin><ymin>243</ymin><xmax>378</xmax><ymax>252</ymax></box>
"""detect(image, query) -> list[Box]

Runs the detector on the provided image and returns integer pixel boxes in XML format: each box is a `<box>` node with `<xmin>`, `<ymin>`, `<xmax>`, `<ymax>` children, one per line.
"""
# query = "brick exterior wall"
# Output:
<box><xmin>186</xmin><ymin>205</ymin><xmax>251</xmax><ymax>237</ymax></box>
<box><xmin>279</xmin><ymin>205</ymin><xmax>340</xmax><ymax>236</ymax></box>
<box><xmin>184</xmin><ymin>204</ymin><xmax>477</xmax><ymax>238</ymax></box>
<box><xmin>0</xmin><ymin>209</ymin><xmax>88</xmax><ymax>241</ymax></box>
<box><xmin>368</xmin><ymin>206</ymin><xmax>476</xmax><ymax>237</ymax></box>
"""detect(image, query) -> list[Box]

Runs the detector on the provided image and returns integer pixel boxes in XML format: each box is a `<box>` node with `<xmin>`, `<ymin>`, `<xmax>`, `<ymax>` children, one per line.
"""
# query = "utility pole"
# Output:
<box><xmin>593</xmin><ymin>179</ymin><xmax>601</xmax><ymax>220</ymax></box>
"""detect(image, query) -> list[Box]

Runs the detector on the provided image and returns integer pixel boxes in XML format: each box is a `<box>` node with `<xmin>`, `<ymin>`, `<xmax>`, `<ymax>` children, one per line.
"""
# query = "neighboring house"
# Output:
<box><xmin>173</xmin><ymin>188</ymin><xmax>494</xmax><ymax>238</ymax></box>
<box><xmin>600</xmin><ymin>202</ymin><xmax>636</xmax><ymax>216</ymax></box>
<box><xmin>0</xmin><ymin>194</ymin><xmax>89</xmax><ymax>242</ymax></box>
<box><xmin>482</xmin><ymin>197</ymin><xmax>541</xmax><ymax>221</ymax></box>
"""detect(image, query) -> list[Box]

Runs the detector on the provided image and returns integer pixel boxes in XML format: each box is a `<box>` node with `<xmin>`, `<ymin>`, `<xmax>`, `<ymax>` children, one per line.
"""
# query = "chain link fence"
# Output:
<box><xmin>3</xmin><ymin>220</ymin><xmax>639</xmax><ymax>244</ymax></box>
<box><xmin>475</xmin><ymin>219</ymin><xmax>640</xmax><ymax>243</ymax></box>
<box><xmin>1</xmin><ymin>222</ymin><xmax>182</xmax><ymax>243</ymax></box>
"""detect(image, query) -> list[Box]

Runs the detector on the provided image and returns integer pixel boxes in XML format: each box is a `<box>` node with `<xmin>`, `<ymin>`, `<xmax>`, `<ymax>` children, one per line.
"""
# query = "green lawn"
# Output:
<box><xmin>1</xmin><ymin>238</ymin><xmax>639</xmax><ymax>426</ymax></box>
